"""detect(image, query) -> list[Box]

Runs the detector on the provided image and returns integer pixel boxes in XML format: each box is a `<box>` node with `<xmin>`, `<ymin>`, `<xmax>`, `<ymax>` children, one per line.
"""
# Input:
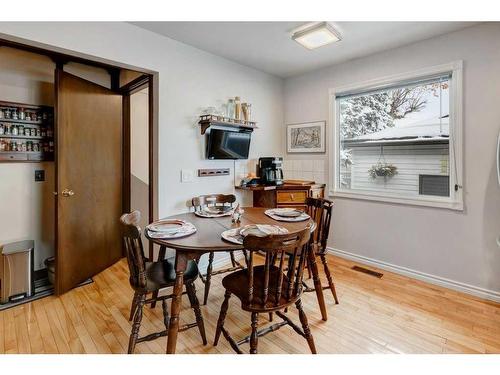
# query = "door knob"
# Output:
<box><xmin>61</xmin><ymin>189</ymin><xmax>75</xmax><ymax>197</ymax></box>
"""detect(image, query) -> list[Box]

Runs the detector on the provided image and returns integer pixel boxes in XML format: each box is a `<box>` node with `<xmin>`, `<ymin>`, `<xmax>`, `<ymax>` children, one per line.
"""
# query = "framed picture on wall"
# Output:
<box><xmin>286</xmin><ymin>121</ymin><xmax>326</xmax><ymax>153</ymax></box>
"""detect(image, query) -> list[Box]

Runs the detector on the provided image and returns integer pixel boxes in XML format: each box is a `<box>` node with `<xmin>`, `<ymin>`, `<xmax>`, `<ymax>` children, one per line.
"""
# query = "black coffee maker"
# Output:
<box><xmin>258</xmin><ymin>157</ymin><xmax>284</xmax><ymax>186</ymax></box>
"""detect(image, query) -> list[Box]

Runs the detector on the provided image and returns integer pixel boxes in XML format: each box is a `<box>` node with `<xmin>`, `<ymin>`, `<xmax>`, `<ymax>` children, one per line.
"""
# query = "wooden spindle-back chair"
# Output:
<box><xmin>192</xmin><ymin>194</ymin><xmax>246</xmax><ymax>305</ymax></box>
<box><xmin>120</xmin><ymin>211</ymin><xmax>207</xmax><ymax>353</ymax></box>
<box><xmin>304</xmin><ymin>197</ymin><xmax>339</xmax><ymax>304</ymax></box>
<box><xmin>213</xmin><ymin>227</ymin><xmax>317</xmax><ymax>354</ymax></box>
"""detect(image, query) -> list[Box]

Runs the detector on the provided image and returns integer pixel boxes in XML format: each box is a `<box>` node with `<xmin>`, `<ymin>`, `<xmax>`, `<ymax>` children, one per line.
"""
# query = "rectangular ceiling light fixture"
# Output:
<box><xmin>292</xmin><ymin>22</ymin><xmax>341</xmax><ymax>50</ymax></box>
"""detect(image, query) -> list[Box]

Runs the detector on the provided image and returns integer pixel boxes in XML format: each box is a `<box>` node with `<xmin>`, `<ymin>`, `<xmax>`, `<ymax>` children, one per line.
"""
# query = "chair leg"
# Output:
<box><xmin>229</xmin><ymin>251</ymin><xmax>237</xmax><ymax>267</ymax></box>
<box><xmin>161</xmin><ymin>298</ymin><xmax>170</xmax><ymax>331</ymax></box>
<box><xmin>250</xmin><ymin>312</ymin><xmax>259</xmax><ymax>354</ymax></box>
<box><xmin>129</xmin><ymin>291</ymin><xmax>139</xmax><ymax>321</ymax></box>
<box><xmin>295</xmin><ymin>299</ymin><xmax>316</xmax><ymax>354</ymax></box>
<box><xmin>203</xmin><ymin>252</ymin><xmax>215</xmax><ymax>305</ymax></box>
<box><xmin>186</xmin><ymin>281</ymin><xmax>207</xmax><ymax>345</ymax></box>
<box><xmin>150</xmin><ymin>291</ymin><xmax>159</xmax><ymax>309</ymax></box>
<box><xmin>320</xmin><ymin>253</ymin><xmax>339</xmax><ymax>304</ymax></box>
<box><xmin>128</xmin><ymin>293</ymin><xmax>145</xmax><ymax>354</ymax></box>
<box><xmin>306</xmin><ymin>257</ymin><xmax>312</xmax><ymax>279</ymax></box>
<box><xmin>214</xmin><ymin>291</ymin><xmax>231</xmax><ymax>346</ymax></box>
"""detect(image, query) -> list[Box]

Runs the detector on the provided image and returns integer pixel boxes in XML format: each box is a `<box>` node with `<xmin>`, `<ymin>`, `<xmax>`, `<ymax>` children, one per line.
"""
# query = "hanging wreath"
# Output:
<box><xmin>368</xmin><ymin>163</ymin><xmax>398</xmax><ymax>179</ymax></box>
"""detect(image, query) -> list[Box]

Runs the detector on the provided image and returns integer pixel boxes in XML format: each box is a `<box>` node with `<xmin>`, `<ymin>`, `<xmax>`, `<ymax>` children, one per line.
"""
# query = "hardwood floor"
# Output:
<box><xmin>1</xmin><ymin>254</ymin><xmax>500</xmax><ymax>354</ymax></box>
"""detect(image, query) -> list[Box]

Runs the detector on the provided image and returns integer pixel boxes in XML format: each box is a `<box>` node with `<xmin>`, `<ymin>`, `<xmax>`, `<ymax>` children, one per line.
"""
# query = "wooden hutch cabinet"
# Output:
<box><xmin>237</xmin><ymin>182</ymin><xmax>325</xmax><ymax>210</ymax></box>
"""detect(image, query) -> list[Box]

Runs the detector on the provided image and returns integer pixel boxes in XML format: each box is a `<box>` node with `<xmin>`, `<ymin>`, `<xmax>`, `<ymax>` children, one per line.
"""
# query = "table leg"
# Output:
<box><xmin>157</xmin><ymin>245</ymin><xmax>167</xmax><ymax>261</ymax></box>
<box><xmin>166</xmin><ymin>252</ymin><xmax>188</xmax><ymax>354</ymax></box>
<box><xmin>308</xmin><ymin>248</ymin><xmax>328</xmax><ymax>321</ymax></box>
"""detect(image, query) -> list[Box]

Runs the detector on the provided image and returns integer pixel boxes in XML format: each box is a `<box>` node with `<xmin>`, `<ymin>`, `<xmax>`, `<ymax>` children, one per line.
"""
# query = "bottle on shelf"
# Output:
<box><xmin>242</xmin><ymin>103</ymin><xmax>252</xmax><ymax>122</ymax></box>
<box><xmin>234</xmin><ymin>96</ymin><xmax>241</xmax><ymax>121</ymax></box>
<box><xmin>227</xmin><ymin>98</ymin><xmax>235</xmax><ymax>119</ymax></box>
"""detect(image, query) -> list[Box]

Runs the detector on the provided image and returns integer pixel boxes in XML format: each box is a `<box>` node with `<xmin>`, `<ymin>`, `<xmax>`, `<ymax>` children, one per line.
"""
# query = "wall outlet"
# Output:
<box><xmin>35</xmin><ymin>170</ymin><xmax>45</xmax><ymax>182</ymax></box>
<box><xmin>181</xmin><ymin>169</ymin><xmax>195</xmax><ymax>183</ymax></box>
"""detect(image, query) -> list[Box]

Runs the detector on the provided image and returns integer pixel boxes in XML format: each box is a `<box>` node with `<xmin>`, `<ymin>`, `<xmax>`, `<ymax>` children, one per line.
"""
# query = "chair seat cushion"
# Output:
<box><xmin>222</xmin><ymin>265</ymin><xmax>297</xmax><ymax>310</ymax></box>
<box><xmin>144</xmin><ymin>258</ymin><xmax>198</xmax><ymax>292</ymax></box>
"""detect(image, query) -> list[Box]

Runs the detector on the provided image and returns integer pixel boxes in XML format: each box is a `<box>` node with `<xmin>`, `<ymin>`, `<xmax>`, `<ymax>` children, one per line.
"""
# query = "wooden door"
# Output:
<box><xmin>55</xmin><ymin>70</ymin><xmax>123</xmax><ymax>295</ymax></box>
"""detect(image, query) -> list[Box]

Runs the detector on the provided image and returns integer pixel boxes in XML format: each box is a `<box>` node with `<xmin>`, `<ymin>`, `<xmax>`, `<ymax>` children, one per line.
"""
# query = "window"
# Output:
<box><xmin>330</xmin><ymin>62</ymin><xmax>463</xmax><ymax>210</ymax></box>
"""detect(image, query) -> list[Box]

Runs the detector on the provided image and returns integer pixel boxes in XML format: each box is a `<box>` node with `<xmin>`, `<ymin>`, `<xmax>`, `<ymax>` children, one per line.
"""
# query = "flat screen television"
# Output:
<box><xmin>206</xmin><ymin>129</ymin><xmax>251</xmax><ymax>159</ymax></box>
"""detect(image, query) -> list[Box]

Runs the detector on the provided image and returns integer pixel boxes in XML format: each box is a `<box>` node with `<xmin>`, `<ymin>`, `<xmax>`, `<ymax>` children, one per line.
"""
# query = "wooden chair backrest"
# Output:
<box><xmin>305</xmin><ymin>197</ymin><xmax>333</xmax><ymax>252</ymax></box>
<box><xmin>120</xmin><ymin>211</ymin><xmax>147</xmax><ymax>289</ymax></box>
<box><xmin>191</xmin><ymin>194</ymin><xmax>236</xmax><ymax>212</ymax></box>
<box><xmin>242</xmin><ymin>227</ymin><xmax>311</xmax><ymax>307</ymax></box>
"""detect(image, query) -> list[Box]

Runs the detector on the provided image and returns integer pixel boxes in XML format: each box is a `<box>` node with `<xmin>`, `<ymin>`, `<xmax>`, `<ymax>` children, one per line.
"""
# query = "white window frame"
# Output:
<box><xmin>329</xmin><ymin>61</ymin><xmax>463</xmax><ymax>211</ymax></box>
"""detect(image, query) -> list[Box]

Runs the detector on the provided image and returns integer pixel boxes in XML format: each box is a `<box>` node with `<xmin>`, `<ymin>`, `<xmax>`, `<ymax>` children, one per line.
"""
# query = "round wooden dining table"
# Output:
<box><xmin>145</xmin><ymin>206</ymin><xmax>327</xmax><ymax>354</ymax></box>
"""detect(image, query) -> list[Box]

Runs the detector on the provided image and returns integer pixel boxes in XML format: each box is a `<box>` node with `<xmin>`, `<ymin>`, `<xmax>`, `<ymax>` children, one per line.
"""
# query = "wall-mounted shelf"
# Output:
<box><xmin>0</xmin><ymin>100</ymin><xmax>54</xmax><ymax>163</ymax></box>
<box><xmin>0</xmin><ymin>134</ymin><xmax>45</xmax><ymax>140</ymax></box>
<box><xmin>0</xmin><ymin>151</ymin><xmax>53</xmax><ymax>162</ymax></box>
<box><xmin>198</xmin><ymin>114</ymin><xmax>257</xmax><ymax>135</ymax></box>
<box><xmin>0</xmin><ymin>118</ymin><xmax>44</xmax><ymax>126</ymax></box>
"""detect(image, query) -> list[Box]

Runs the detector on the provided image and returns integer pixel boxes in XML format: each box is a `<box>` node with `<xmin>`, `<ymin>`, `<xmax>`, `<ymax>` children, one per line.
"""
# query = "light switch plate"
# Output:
<box><xmin>181</xmin><ymin>169</ymin><xmax>195</xmax><ymax>183</ymax></box>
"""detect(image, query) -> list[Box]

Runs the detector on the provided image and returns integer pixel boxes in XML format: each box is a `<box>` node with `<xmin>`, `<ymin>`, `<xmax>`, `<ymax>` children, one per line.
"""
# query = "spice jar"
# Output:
<box><xmin>18</xmin><ymin>125</ymin><xmax>24</xmax><ymax>136</ymax></box>
<box><xmin>0</xmin><ymin>123</ymin><xmax>4</xmax><ymax>135</ymax></box>
<box><xmin>35</xmin><ymin>128</ymin><xmax>41</xmax><ymax>137</ymax></box>
<box><xmin>4</xmin><ymin>109</ymin><xmax>11</xmax><ymax>119</ymax></box>
<box><xmin>11</xmin><ymin>125</ymin><xmax>18</xmax><ymax>136</ymax></box>
<box><xmin>26</xmin><ymin>141</ymin><xmax>33</xmax><ymax>152</ymax></box>
<box><xmin>12</xmin><ymin>109</ymin><xmax>18</xmax><ymax>120</ymax></box>
<box><xmin>19</xmin><ymin>108</ymin><xmax>25</xmax><ymax>120</ymax></box>
<box><xmin>33</xmin><ymin>142</ymin><xmax>40</xmax><ymax>152</ymax></box>
<box><xmin>25</xmin><ymin>112</ymin><xmax>31</xmax><ymax>121</ymax></box>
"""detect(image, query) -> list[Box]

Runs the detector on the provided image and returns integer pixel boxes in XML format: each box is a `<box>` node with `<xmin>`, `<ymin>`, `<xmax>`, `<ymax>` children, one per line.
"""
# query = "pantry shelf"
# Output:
<box><xmin>0</xmin><ymin>134</ymin><xmax>45</xmax><ymax>140</ymax></box>
<box><xmin>0</xmin><ymin>118</ymin><xmax>44</xmax><ymax>126</ymax></box>
<box><xmin>0</xmin><ymin>100</ymin><xmax>54</xmax><ymax>163</ymax></box>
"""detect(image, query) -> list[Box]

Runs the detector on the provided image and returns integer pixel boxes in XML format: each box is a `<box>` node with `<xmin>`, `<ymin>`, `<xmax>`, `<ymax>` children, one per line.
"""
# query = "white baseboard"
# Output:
<box><xmin>327</xmin><ymin>247</ymin><xmax>500</xmax><ymax>303</ymax></box>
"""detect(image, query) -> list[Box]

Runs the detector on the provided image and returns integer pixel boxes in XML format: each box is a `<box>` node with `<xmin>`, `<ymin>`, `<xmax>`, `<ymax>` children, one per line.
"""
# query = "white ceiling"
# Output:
<box><xmin>131</xmin><ymin>22</ymin><xmax>477</xmax><ymax>78</ymax></box>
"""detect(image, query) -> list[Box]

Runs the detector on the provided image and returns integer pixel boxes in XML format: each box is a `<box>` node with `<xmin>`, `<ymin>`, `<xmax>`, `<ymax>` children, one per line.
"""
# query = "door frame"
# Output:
<box><xmin>0</xmin><ymin>36</ymin><xmax>160</xmax><ymax>270</ymax></box>
<box><xmin>121</xmin><ymin>74</ymin><xmax>157</xmax><ymax>260</ymax></box>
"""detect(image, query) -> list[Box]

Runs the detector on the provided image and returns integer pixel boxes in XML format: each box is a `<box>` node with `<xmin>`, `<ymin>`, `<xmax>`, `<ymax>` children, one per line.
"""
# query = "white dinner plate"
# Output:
<box><xmin>221</xmin><ymin>224</ymin><xmax>288</xmax><ymax>244</ymax></box>
<box><xmin>265</xmin><ymin>209</ymin><xmax>310</xmax><ymax>222</ymax></box>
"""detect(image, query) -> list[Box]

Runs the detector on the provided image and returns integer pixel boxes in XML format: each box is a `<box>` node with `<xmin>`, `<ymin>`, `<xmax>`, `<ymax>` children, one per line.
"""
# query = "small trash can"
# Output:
<box><xmin>0</xmin><ymin>240</ymin><xmax>35</xmax><ymax>304</ymax></box>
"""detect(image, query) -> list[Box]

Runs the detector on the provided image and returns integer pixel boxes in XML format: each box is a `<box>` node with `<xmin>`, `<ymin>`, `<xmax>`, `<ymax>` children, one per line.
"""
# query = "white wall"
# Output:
<box><xmin>0</xmin><ymin>22</ymin><xmax>284</xmax><ymax>267</ymax></box>
<box><xmin>284</xmin><ymin>23</ymin><xmax>500</xmax><ymax>298</ymax></box>
<box><xmin>130</xmin><ymin>88</ymin><xmax>149</xmax><ymax>185</ymax></box>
